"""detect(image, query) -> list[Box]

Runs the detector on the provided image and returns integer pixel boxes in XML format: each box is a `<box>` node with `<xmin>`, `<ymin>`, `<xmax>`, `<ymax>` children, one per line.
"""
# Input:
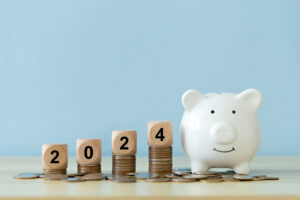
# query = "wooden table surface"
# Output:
<box><xmin>0</xmin><ymin>156</ymin><xmax>300</xmax><ymax>200</ymax></box>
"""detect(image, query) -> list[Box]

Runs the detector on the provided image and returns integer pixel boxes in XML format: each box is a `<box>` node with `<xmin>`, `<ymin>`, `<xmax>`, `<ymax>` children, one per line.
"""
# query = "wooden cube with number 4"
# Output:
<box><xmin>147</xmin><ymin>121</ymin><xmax>173</xmax><ymax>147</ymax></box>
<box><xmin>112</xmin><ymin>130</ymin><xmax>137</xmax><ymax>156</ymax></box>
<box><xmin>42</xmin><ymin>144</ymin><xmax>68</xmax><ymax>170</ymax></box>
<box><xmin>77</xmin><ymin>139</ymin><xmax>102</xmax><ymax>165</ymax></box>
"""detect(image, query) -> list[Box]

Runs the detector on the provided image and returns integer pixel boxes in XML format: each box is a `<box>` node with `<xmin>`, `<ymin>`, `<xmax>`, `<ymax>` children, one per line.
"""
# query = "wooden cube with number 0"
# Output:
<box><xmin>77</xmin><ymin>139</ymin><xmax>101</xmax><ymax>165</ymax></box>
<box><xmin>112</xmin><ymin>130</ymin><xmax>137</xmax><ymax>156</ymax></box>
<box><xmin>42</xmin><ymin>144</ymin><xmax>68</xmax><ymax>171</ymax></box>
<box><xmin>147</xmin><ymin>121</ymin><xmax>173</xmax><ymax>146</ymax></box>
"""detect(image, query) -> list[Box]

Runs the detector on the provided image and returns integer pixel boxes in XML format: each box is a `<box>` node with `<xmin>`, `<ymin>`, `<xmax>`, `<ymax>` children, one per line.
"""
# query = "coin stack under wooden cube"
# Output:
<box><xmin>147</xmin><ymin>121</ymin><xmax>173</xmax><ymax>176</ymax></box>
<box><xmin>112</xmin><ymin>130</ymin><xmax>137</xmax><ymax>176</ymax></box>
<box><xmin>77</xmin><ymin>139</ymin><xmax>102</xmax><ymax>174</ymax></box>
<box><xmin>42</xmin><ymin>144</ymin><xmax>68</xmax><ymax>180</ymax></box>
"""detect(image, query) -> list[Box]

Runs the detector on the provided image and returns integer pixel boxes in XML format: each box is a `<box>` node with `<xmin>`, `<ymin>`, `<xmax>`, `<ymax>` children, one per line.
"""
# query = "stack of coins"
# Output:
<box><xmin>149</xmin><ymin>146</ymin><xmax>172</xmax><ymax>175</ymax></box>
<box><xmin>42</xmin><ymin>144</ymin><xmax>68</xmax><ymax>180</ymax></box>
<box><xmin>148</xmin><ymin>121</ymin><xmax>173</xmax><ymax>176</ymax></box>
<box><xmin>77</xmin><ymin>164</ymin><xmax>101</xmax><ymax>174</ymax></box>
<box><xmin>77</xmin><ymin>139</ymin><xmax>102</xmax><ymax>175</ymax></box>
<box><xmin>112</xmin><ymin>130</ymin><xmax>137</xmax><ymax>177</ymax></box>
<box><xmin>112</xmin><ymin>155</ymin><xmax>136</xmax><ymax>176</ymax></box>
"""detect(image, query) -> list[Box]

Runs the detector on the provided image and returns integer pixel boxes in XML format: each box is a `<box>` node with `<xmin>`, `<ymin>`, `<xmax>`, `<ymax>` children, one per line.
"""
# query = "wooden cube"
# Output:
<box><xmin>42</xmin><ymin>144</ymin><xmax>68</xmax><ymax>170</ymax></box>
<box><xmin>147</xmin><ymin>121</ymin><xmax>173</xmax><ymax>147</ymax></box>
<box><xmin>112</xmin><ymin>130</ymin><xmax>137</xmax><ymax>156</ymax></box>
<box><xmin>76</xmin><ymin>139</ymin><xmax>102</xmax><ymax>165</ymax></box>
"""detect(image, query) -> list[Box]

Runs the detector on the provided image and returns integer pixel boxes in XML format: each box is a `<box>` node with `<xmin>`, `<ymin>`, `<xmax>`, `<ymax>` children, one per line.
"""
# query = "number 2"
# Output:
<box><xmin>50</xmin><ymin>150</ymin><xmax>59</xmax><ymax>163</ymax></box>
<box><xmin>155</xmin><ymin>128</ymin><xmax>165</xmax><ymax>141</ymax></box>
<box><xmin>120</xmin><ymin>136</ymin><xmax>129</xmax><ymax>150</ymax></box>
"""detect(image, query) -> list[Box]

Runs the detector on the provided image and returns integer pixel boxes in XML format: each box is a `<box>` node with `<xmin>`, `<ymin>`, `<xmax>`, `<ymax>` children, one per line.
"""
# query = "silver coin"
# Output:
<box><xmin>233</xmin><ymin>174</ymin><xmax>253</xmax><ymax>181</ymax></box>
<box><xmin>14</xmin><ymin>173</ymin><xmax>39</xmax><ymax>179</ymax></box>
<box><xmin>183</xmin><ymin>174</ymin><xmax>208</xmax><ymax>180</ymax></box>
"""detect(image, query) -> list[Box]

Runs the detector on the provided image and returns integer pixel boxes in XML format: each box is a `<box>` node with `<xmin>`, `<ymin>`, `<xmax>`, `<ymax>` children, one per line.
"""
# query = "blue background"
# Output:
<box><xmin>0</xmin><ymin>0</ymin><xmax>299</xmax><ymax>156</ymax></box>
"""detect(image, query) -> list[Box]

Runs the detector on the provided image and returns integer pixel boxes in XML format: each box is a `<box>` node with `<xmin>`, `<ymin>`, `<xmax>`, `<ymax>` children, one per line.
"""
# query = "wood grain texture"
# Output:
<box><xmin>147</xmin><ymin>121</ymin><xmax>173</xmax><ymax>147</ymax></box>
<box><xmin>112</xmin><ymin>130</ymin><xmax>137</xmax><ymax>155</ymax></box>
<box><xmin>76</xmin><ymin>139</ymin><xmax>101</xmax><ymax>165</ymax></box>
<box><xmin>42</xmin><ymin>144</ymin><xmax>68</xmax><ymax>170</ymax></box>
<box><xmin>3</xmin><ymin>156</ymin><xmax>300</xmax><ymax>200</ymax></box>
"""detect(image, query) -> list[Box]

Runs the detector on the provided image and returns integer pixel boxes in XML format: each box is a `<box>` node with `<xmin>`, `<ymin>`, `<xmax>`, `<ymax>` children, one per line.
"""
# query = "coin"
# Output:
<box><xmin>112</xmin><ymin>177</ymin><xmax>136</xmax><ymax>183</ymax></box>
<box><xmin>145</xmin><ymin>177</ymin><xmax>171</xmax><ymax>182</ymax></box>
<box><xmin>164</xmin><ymin>174</ymin><xmax>180</xmax><ymax>179</ymax></box>
<box><xmin>112</xmin><ymin>155</ymin><xmax>136</xmax><ymax>176</ymax></box>
<box><xmin>149</xmin><ymin>146</ymin><xmax>172</xmax><ymax>175</ymax></box>
<box><xmin>67</xmin><ymin>173</ymin><xmax>85</xmax><ymax>177</ymax></box>
<box><xmin>233</xmin><ymin>174</ymin><xmax>253</xmax><ymax>181</ymax></box>
<box><xmin>172</xmin><ymin>178</ymin><xmax>197</xmax><ymax>182</ymax></box>
<box><xmin>263</xmin><ymin>177</ymin><xmax>279</xmax><ymax>180</ymax></box>
<box><xmin>222</xmin><ymin>177</ymin><xmax>239</xmax><ymax>182</ymax></box>
<box><xmin>78</xmin><ymin>164</ymin><xmax>101</xmax><ymax>175</ymax></box>
<box><xmin>173</xmin><ymin>171</ymin><xmax>191</xmax><ymax>176</ymax></box>
<box><xmin>183</xmin><ymin>174</ymin><xmax>208</xmax><ymax>180</ymax></box>
<box><xmin>43</xmin><ymin>168</ymin><xmax>66</xmax><ymax>174</ymax></box>
<box><xmin>80</xmin><ymin>173</ymin><xmax>106</xmax><ymax>181</ymax></box>
<box><xmin>43</xmin><ymin>173</ymin><xmax>67</xmax><ymax>180</ymax></box>
<box><xmin>252</xmin><ymin>177</ymin><xmax>265</xmax><ymax>181</ymax></box>
<box><xmin>14</xmin><ymin>173</ymin><xmax>39</xmax><ymax>179</ymax></box>
<box><xmin>193</xmin><ymin>172</ymin><xmax>218</xmax><ymax>175</ymax></box>
<box><xmin>62</xmin><ymin>177</ymin><xmax>86</xmax><ymax>182</ymax></box>
<box><xmin>252</xmin><ymin>175</ymin><xmax>266</xmax><ymax>178</ymax></box>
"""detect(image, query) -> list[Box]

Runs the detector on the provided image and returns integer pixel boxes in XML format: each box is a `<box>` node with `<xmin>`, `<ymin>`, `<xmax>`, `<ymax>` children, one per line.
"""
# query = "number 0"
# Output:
<box><xmin>84</xmin><ymin>146</ymin><xmax>93</xmax><ymax>159</ymax></box>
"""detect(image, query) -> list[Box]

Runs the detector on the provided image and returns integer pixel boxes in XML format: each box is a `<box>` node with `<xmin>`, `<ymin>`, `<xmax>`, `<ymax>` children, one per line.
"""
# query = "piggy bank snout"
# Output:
<box><xmin>210</xmin><ymin>122</ymin><xmax>237</xmax><ymax>145</ymax></box>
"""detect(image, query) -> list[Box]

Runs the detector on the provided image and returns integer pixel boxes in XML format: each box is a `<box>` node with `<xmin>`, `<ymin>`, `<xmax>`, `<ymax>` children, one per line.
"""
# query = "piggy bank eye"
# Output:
<box><xmin>232</xmin><ymin>110</ymin><xmax>236</xmax><ymax>114</ymax></box>
<box><xmin>211</xmin><ymin>110</ymin><xmax>215</xmax><ymax>114</ymax></box>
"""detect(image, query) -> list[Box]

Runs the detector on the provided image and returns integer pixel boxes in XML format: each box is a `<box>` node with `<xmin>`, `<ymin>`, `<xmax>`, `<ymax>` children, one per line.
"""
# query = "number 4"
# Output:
<box><xmin>155</xmin><ymin>128</ymin><xmax>165</xmax><ymax>141</ymax></box>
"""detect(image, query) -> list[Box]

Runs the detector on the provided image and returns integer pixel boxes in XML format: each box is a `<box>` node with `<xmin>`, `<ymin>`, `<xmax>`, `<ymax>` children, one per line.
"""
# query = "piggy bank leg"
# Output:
<box><xmin>191</xmin><ymin>161</ymin><xmax>209</xmax><ymax>173</ymax></box>
<box><xmin>233</xmin><ymin>162</ymin><xmax>250</xmax><ymax>175</ymax></box>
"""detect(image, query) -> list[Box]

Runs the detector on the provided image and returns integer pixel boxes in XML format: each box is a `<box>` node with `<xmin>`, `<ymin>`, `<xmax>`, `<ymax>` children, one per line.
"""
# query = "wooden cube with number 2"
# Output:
<box><xmin>112</xmin><ymin>130</ymin><xmax>137</xmax><ymax>156</ymax></box>
<box><xmin>42</xmin><ymin>144</ymin><xmax>68</xmax><ymax>170</ymax></box>
<box><xmin>77</xmin><ymin>139</ymin><xmax>101</xmax><ymax>165</ymax></box>
<box><xmin>147</xmin><ymin>121</ymin><xmax>173</xmax><ymax>147</ymax></box>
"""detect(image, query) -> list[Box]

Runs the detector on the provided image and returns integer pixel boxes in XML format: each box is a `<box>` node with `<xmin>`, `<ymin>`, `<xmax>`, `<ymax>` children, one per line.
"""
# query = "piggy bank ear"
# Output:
<box><xmin>182</xmin><ymin>89</ymin><xmax>204</xmax><ymax>112</ymax></box>
<box><xmin>237</xmin><ymin>89</ymin><xmax>262</xmax><ymax>112</ymax></box>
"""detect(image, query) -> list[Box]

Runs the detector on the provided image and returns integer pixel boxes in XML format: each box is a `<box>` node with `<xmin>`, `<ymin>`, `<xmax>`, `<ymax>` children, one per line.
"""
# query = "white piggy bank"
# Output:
<box><xmin>180</xmin><ymin>89</ymin><xmax>262</xmax><ymax>174</ymax></box>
